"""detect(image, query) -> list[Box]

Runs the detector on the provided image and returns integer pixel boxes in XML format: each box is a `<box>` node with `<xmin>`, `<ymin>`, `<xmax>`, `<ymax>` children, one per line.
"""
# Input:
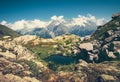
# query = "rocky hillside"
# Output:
<box><xmin>0</xmin><ymin>13</ymin><xmax>120</xmax><ymax>82</ymax></box>
<box><xmin>0</xmin><ymin>36</ymin><xmax>48</xmax><ymax>82</ymax></box>
<box><xmin>0</xmin><ymin>24</ymin><xmax>19</xmax><ymax>38</ymax></box>
<box><xmin>92</xmin><ymin>12</ymin><xmax>120</xmax><ymax>39</ymax></box>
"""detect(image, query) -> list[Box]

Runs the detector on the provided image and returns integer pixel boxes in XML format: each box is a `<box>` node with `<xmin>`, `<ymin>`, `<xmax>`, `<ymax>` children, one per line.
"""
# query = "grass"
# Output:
<box><xmin>26</xmin><ymin>41</ymin><xmax>78</xmax><ymax>72</ymax></box>
<box><xmin>29</xmin><ymin>45</ymin><xmax>57</xmax><ymax>60</ymax></box>
<box><xmin>24</xmin><ymin>35</ymin><xmax>82</xmax><ymax>72</ymax></box>
<box><xmin>27</xmin><ymin>60</ymin><xmax>39</xmax><ymax>76</ymax></box>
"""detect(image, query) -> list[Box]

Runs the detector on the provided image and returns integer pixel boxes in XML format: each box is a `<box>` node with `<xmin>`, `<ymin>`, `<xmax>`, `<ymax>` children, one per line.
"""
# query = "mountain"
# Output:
<box><xmin>47</xmin><ymin>23</ymin><xmax>69</xmax><ymax>37</ymax></box>
<box><xmin>0</xmin><ymin>24</ymin><xmax>19</xmax><ymax>38</ymax></box>
<box><xmin>0</xmin><ymin>13</ymin><xmax>120</xmax><ymax>82</ymax></box>
<box><xmin>15</xmin><ymin>15</ymin><xmax>104</xmax><ymax>38</ymax></box>
<box><xmin>92</xmin><ymin>12</ymin><xmax>120</xmax><ymax>39</ymax></box>
<box><xmin>69</xmin><ymin>25</ymin><xmax>95</xmax><ymax>36</ymax></box>
<box><xmin>18</xmin><ymin>28</ymin><xmax>52</xmax><ymax>38</ymax></box>
<box><xmin>17</xmin><ymin>23</ymin><xmax>97</xmax><ymax>38</ymax></box>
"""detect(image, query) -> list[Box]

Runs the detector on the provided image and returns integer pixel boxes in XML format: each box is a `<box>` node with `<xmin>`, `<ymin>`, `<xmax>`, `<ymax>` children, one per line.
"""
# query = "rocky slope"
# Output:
<box><xmin>92</xmin><ymin>12</ymin><xmax>120</xmax><ymax>39</ymax></box>
<box><xmin>0</xmin><ymin>24</ymin><xmax>19</xmax><ymax>38</ymax></box>
<box><xmin>0</xmin><ymin>13</ymin><xmax>120</xmax><ymax>82</ymax></box>
<box><xmin>0</xmin><ymin>36</ymin><xmax>48</xmax><ymax>82</ymax></box>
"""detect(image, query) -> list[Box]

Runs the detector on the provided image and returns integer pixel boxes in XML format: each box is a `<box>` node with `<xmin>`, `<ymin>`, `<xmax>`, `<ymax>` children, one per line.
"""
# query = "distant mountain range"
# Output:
<box><xmin>0</xmin><ymin>15</ymin><xmax>105</xmax><ymax>38</ymax></box>
<box><xmin>17</xmin><ymin>18</ymin><xmax>101</xmax><ymax>38</ymax></box>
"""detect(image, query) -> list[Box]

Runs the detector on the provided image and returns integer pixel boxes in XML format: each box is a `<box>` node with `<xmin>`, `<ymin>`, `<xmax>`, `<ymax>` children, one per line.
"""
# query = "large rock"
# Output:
<box><xmin>108</xmin><ymin>52</ymin><xmax>116</xmax><ymax>58</ymax></box>
<box><xmin>113</xmin><ymin>41</ymin><xmax>120</xmax><ymax>45</ymax></box>
<box><xmin>79</xmin><ymin>42</ymin><xmax>93</xmax><ymax>51</ymax></box>
<box><xmin>13</xmin><ymin>35</ymin><xmax>37</xmax><ymax>44</ymax></box>
<box><xmin>0</xmin><ymin>51</ymin><xmax>16</xmax><ymax>59</ymax></box>
<box><xmin>23</xmin><ymin>76</ymin><xmax>40</xmax><ymax>82</ymax></box>
<box><xmin>0</xmin><ymin>73</ymin><xmax>41</xmax><ymax>82</ymax></box>
<box><xmin>105</xmin><ymin>36</ymin><xmax>114</xmax><ymax>42</ymax></box>
<box><xmin>78</xmin><ymin>59</ymin><xmax>88</xmax><ymax>67</ymax></box>
<box><xmin>112</xmin><ymin>12</ymin><xmax>120</xmax><ymax>18</ymax></box>
<box><xmin>96</xmin><ymin>74</ymin><xmax>116</xmax><ymax>82</ymax></box>
<box><xmin>105</xmin><ymin>30</ymin><xmax>114</xmax><ymax>37</ymax></box>
<box><xmin>74</xmin><ymin>59</ymin><xmax>88</xmax><ymax>72</ymax></box>
<box><xmin>0</xmin><ymin>40</ymin><xmax>35</xmax><ymax>60</ymax></box>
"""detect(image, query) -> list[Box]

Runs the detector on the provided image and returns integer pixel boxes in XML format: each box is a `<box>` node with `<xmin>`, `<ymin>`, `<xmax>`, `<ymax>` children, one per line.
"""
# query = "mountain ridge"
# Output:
<box><xmin>0</xmin><ymin>24</ymin><xmax>19</xmax><ymax>38</ymax></box>
<box><xmin>3</xmin><ymin>15</ymin><xmax>105</xmax><ymax>38</ymax></box>
<box><xmin>92</xmin><ymin>12</ymin><xmax>120</xmax><ymax>39</ymax></box>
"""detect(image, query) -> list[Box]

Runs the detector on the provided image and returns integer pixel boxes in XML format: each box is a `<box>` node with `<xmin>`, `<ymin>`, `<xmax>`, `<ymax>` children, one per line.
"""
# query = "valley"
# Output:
<box><xmin>0</xmin><ymin>13</ymin><xmax>120</xmax><ymax>82</ymax></box>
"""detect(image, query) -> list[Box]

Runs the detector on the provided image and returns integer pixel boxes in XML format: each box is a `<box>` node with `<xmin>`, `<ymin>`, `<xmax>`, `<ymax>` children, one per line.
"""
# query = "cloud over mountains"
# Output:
<box><xmin>0</xmin><ymin>14</ymin><xmax>106</xmax><ymax>38</ymax></box>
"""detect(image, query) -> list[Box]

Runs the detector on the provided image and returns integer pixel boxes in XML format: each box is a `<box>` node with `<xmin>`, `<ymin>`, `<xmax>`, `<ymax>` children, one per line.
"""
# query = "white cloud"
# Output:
<box><xmin>0</xmin><ymin>20</ymin><xmax>7</xmax><ymax>25</ymax></box>
<box><xmin>0</xmin><ymin>14</ymin><xmax>106</xmax><ymax>31</ymax></box>
<box><xmin>65</xmin><ymin>14</ymin><xmax>105</xmax><ymax>27</ymax></box>
<box><xmin>1</xmin><ymin>19</ymin><xmax>48</xmax><ymax>30</ymax></box>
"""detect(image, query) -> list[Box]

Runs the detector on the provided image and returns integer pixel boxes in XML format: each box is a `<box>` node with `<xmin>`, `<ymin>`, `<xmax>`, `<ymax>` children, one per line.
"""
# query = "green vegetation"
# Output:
<box><xmin>29</xmin><ymin>45</ymin><xmax>56</xmax><ymax>60</ymax></box>
<box><xmin>0</xmin><ymin>24</ymin><xmax>19</xmax><ymax>38</ymax></box>
<box><xmin>24</xmin><ymin>34</ymin><xmax>82</xmax><ymax>72</ymax></box>
<box><xmin>27</xmin><ymin>60</ymin><xmax>39</xmax><ymax>76</ymax></box>
<box><xmin>28</xmin><ymin>44</ymin><xmax>76</xmax><ymax>71</ymax></box>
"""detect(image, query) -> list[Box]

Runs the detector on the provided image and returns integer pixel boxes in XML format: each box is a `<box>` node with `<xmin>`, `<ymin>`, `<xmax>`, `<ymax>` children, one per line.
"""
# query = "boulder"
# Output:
<box><xmin>0</xmin><ymin>51</ymin><xmax>16</xmax><ymax>59</ymax></box>
<box><xmin>108</xmin><ymin>52</ymin><xmax>116</xmax><ymax>58</ymax></box>
<box><xmin>112</xmin><ymin>12</ymin><xmax>120</xmax><ymax>18</ymax></box>
<box><xmin>92</xmin><ymin>40</ymin><xmax>101</xmax><ymax>49</ymax></box>
<box><xmin>105</xmin><ymin>37</ymin><xmax>114</xmax><ymax>42</ymax></box>
<box><xmin>13</xmin><ymin>35</ymin><xmax>37</xmax><ymax>45</ymax></box>
<box><xmin>23</xmin><ymin>76</ymin><xmax>40</xmax><ymax>82</ymax></box>
<box><xmin>0</xmin><ymin>48</ymin><xmax>2</xmax><ymax>52</ymax></box>
<box><xmin>92</xmin><ymin>49</ymin><xmax>99</xmax><ymax>54</ymax></box>
<box><xmin>56</xmin><ymin>51</ymin><xmax>62</xmax><ymax>54</ymax></box>
<box><xmin>115</xmin><ymin>31</ymin><xmax>120</xmax><ymax>35</ymax></box>
<box><xmin>113</xmin><ymin>41</ymin><xmax>120</xmax><ymax>45</ymax></box>
<box><xmin>106</xmin><ymin>30</ymin><xmax>114</xmax><ymax>36</ymax></box>
<box><xmin>116</xmin><ymin>49</ymin><xmax>120</xmax><ymax>54</ymax></box>
<box><xmin>0</xmin><ymin>73</ymin><xmax>41</xmax><ymax>82</ymax></box>
<box><xmin>89</xmin><ymin>54</ymin><xmax>98</xmax><ymax>61</ymax></box>
<box><xmin>103</xmin><ymin>44</ymin><xmax>109</xmax><ymax>49</ymax></box>
<box><xmin>3</xmin><ymin>36</ymin><xmax>11</xmax><ymax>39</ymax></box>
<box><xmin>73</xmin><ymin>49</ymin><xmax>80</xmax><ymax>54</ymax></box>
<box><xmin>83</xmin><ymin>36</ymin><xmax>91</xmax><ymax>41</ymax></box>
<box><xmin>78</xmin><ymin>59</ymin><xmax>88</xmax><ymax>67</ymax></box>
<box><xmin>97</xmin><ymin>74</ymin><xmax>116</xmax><ymax>82</ymax></box>
<box><xmin>3</xmin><ymin>74</ymin><xmax>23</xmax><ymax>82</ymax></box>
<box><xmin>79</xmin><ymin>43</ymin><xmax>93</xmax><ymax>51</ymax></box>
<box><xmin>116</xmin><ymin>27</ymin><xmax>120</xmax><ymax>30</ymax></box>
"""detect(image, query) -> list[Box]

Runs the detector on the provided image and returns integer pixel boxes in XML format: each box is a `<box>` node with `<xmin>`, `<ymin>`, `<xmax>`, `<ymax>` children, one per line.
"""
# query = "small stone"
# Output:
<box><xmin>108</xmin><ymin>52</ymin><xmax>116</xmax><ymax>58</ymax></box>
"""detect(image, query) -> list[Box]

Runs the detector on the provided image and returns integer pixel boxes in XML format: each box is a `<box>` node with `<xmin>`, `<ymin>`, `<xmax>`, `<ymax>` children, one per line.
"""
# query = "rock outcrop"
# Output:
<box><xmin>0</xmin><ymin>37</ymin><xmax>48</xmax><ymax>82</ymax></box>
<box><xmin>79</xmin><ymin>42</ymin><xmax>93</xmax><ymax>51</ymax></box>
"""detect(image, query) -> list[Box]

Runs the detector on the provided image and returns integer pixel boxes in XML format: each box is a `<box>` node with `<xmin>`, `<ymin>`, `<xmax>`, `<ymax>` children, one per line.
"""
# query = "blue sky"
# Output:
<box><xmin>0</xmin><ymin>0</ymin><xmax>120</xmax><ymax>22</ymax></box>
